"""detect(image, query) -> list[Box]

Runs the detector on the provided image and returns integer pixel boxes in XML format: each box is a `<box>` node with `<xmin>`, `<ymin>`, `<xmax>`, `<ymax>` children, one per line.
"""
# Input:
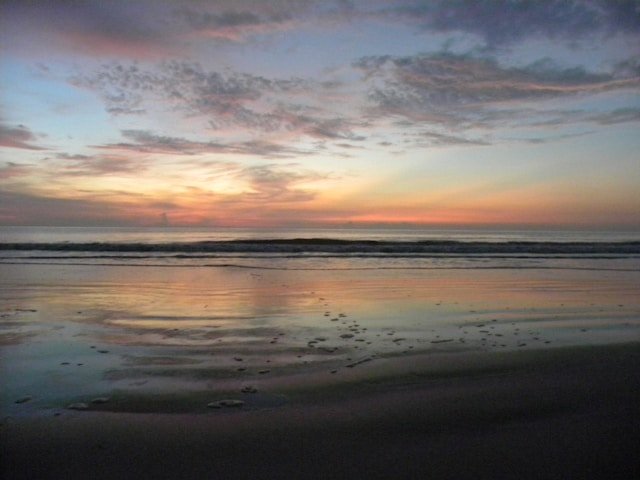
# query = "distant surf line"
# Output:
<box><xmin>1</xmin><ymin>260</ymin><xmax>637</xmax><ymax>273</ymax></box>
<box><xmin>1</xmin><ymin>253</ymin><xmax>639</xmax><ymax>261</ymax></box>
<box><xmin>1</xmin><ymin>239</ymin><xmax>640</xmax><ymax>255</ymax></box>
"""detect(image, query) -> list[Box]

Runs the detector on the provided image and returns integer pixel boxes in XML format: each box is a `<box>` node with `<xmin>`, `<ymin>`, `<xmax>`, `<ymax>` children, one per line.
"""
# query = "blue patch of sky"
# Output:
<box><xmin>498</xmin><ymin>36</ymin><xmax>638</xmax><ymax>73</ymax></box>
<box><xmin>227</xmin><ymin>21</ymin><xmax>456</xmax><ymax>78</ymax></box>
<box><xmin>1</xmin><ymin>59</ymin><xmax>116</xmax><ymax>150</ymax></box>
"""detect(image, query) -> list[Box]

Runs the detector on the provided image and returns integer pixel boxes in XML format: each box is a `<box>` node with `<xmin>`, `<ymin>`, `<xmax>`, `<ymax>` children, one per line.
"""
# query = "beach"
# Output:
<box><xmin>3</xmin><ymin>344</ymin><xmax>639</xmax><ymax>479</ymax></box>
<box><xmin>1</xmin><ymin>232</ymin><xmax>639</xmax><ymax>478</ymax></box>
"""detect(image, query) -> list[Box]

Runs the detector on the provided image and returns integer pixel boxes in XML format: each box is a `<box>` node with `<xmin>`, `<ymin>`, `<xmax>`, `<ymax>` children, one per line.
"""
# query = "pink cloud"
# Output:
<box><xmin>0</xmin><ymin>162</ymin><xmax>33</xmax><ymax>179</ymax></box>
<box><xmin>54</xmin><ymin>30</ymin><xmax>175</xmax><ymax>60</ymax></box>
<box><xmin>0</xmin><ymin>124</ymin><xmax>46</xmax><ymax>151</ymax></box>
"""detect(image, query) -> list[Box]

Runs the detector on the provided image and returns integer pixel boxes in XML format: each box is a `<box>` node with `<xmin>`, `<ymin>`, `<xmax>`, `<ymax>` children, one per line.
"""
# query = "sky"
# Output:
<box><xmin>1</xmin><ymin>0</ymin><xmax>639</xmax><ymax>229</ymax></box>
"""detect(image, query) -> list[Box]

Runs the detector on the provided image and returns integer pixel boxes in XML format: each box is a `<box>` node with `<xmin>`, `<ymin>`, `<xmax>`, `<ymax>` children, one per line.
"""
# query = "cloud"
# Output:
<box><xmin>177</xmin><ymin>7</ymin><xmax>297</xmax><ymax>41</ymax></box>
<box><xmin>521</xmin><ymin>106</ymin><xmax>640</xmax><ymax>128</ymax></box>
<box><xmin>354</xmin><ymin>51</ymin><xmax>640</xmax><ymax>130</ymax></box>
<box><xmin>183</xmin><ymin>10</ymin><xmax>264</xmax><ymax>28</ymax></box>
<box><xmin>503</xmin><ymin>131</ymin><xmax>594</xmax><ymax>145</ymax></box>
<box><xmin>357</xmin><ymin>52</ymin><xmax>634</xmax><ymax>105</ymax></box>
<box><xmin>71</xmin><ymin>61</ymin><xmax>365</xmax><ymax>143</ymax></box>
<box><xmin>0</xmin><ymin>188</ymin><xmax>169</xmax><ymax>226</ymax></box>
<box><xmin>335</xmin><ymin>143</ymin><xmax>365</xmax><ymax>149</ymax></box>
<box><xmin>419</xmin><ymin>131</ymin><xmax>490</xmax><ymax>147</ymax></box>
<box><xmin>56</xmin><ymin>153</ymin><xmax>92</xmax><ymax>160</ymax></box>
<box><xmin>588</xmin><ymin>107</ymin><xmax>640</xmax><ymax>125</ymax></box>
<box><xmin>234</xmin><ymin>163</ymin><xmax>323</xmax><ymax>203</ymax></box>
<box><xmin>237</xmin><ymin>140</ymin><xmax>313</xmax><ymax>158</ymax></box>
<box><xmin>4</xmin><ymin>0</ymin><xmax>639</xmax><ymax>62</ymax></box>
<box><xmin>166</xmin><ymin>159</ymin><xmax>329</xmax><ymax>206</ymax></box>
<box><xmin>71</xmin><ymin>61</ymin><xmax>306</xmax><ymax>118</ymax></box>
<box><xmin>277</xmin><ymin>113</ymin><xmax>367</xmax><ymax>141</ymax></box>
<box><xmin>614</xmin><ymin>56</ymin><xmax>640</xmax><ymax>78</ymax></box>
<box><xmin>1</xmin><ymin>0</ymin><xmax>329</xmax><ymax>58</ymax></box>
<box><xmin>0</xmin><ymin>156</ymin><xmax>332</xmax><ymax>225</ymax></box>
<box><xmin>72</xmin><ymin>52</ymin><xmax>633</xmax><ymax>151</ymax></box>
<box><xmin>0</xmin><ymin>162</ymin><xmax>33</xmax><ymax>179</ymax></box>
<box><xmin>0</xmin><ymin>124</ymin><xmax>46</xmax><ymax>150</ymax></box>
<box><xmin>94</xmin><ymin>129</ymin><xmax>312</xmax><ymax>159</ymax></box>
<box><xmin>0</xmin><ymin>0</ymin><xmax>177</xmax><ymax>58</ymax></box>
<box><xmin>172</xmin><ymin>1</ymin><xmax>640</xmax><ymax>48</ymax></box>
<box><xmin>378</xmin><ymin>0</ymin><xmax>640</xmax><ymax>46</ymax></box>
<box><xmin>55</xmin><ymin>152</ymin><xmax>145</xmax><ymax>176</ymax></box>
<box><xmin>172</xmin><ymin>1</ymin><xmax>374</xmax><ymax>43</ymax></box>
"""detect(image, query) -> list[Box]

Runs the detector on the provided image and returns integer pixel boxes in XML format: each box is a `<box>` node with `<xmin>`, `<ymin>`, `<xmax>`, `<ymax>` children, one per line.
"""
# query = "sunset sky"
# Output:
<box><xmin>1</xmin><ymin>0</ymin><xmax>639</xmax><ymax>229</ymax></box>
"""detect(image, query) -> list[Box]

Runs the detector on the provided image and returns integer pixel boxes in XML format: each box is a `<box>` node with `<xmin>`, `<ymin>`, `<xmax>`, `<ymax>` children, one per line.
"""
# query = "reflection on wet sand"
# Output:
<box><xmin>1</xmin><ymin>263</ymin><xmax>639</xmax><ymax>414</ymax></box>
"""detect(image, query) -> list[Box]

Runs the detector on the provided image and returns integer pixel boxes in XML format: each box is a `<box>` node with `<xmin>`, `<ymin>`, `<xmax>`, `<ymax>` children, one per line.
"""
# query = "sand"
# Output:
<box><xmin>2</xmin><ymin>262</ymin><xmax>640</xmax><ymax>478</ymax></box>
<box><xmin>2</xmin><ymin>344</ymin><xmax>639</xmax><ymax>480</ymax></box>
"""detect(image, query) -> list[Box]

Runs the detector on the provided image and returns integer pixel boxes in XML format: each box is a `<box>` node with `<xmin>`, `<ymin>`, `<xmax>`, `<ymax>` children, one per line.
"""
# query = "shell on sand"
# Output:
<box><xmin>207</xmin><ymin>399</ymin><xmax>245</xmax><ymax>409</ymax></box>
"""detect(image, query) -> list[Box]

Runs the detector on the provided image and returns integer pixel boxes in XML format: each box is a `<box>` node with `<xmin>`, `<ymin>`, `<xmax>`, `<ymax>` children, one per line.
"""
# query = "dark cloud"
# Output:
<box><xmin>614</xmin><ymin>56</ymin><xmax>640</xmax><ymax>77</ymax></box>
<box><xmin>55</xmin><ymin>152</ymin><xmax>146</xmax><ymax>176</ymax></box>
<box><xmin>173</xmin><ymin>0</ymin><xmax>640</xmax><ymax>48</ymax></box>
<box><xmin>4</xmin><ymin>0</ymin><xmax>638</xmax><ymax>62</ymax></box>
<box><xmin>173</xmin><ymin>2</ymin><xmax>356</xmax><ymax>42</ymax></box>
<box><xmin>419</xmin><ymin>131</ymin><xmax>490</xmax><ymax>147</ymax></box>
<box><xmin>356</xmin><ymin>52</ymin><xmax>629</xmax><ymax>105</ymax></box>
<box><xmin>335</xmin><ymin>143</ymin><xmax>365</xmax><ymax>149</ymax></box>
<box><xmin>1</xmin><ymin>0</ymin><xmax>324</xmax><ymax>59</ymax></box>
<box><xmin>504</xmin><ymin>131</ymin><xmax>594</xmax><ymax>145</ymax></box>
<box><xmin>0</xmin><ymin>0</ymin><xmax>177</xmax><ymax>58</ymax></box>
<box><xmin>94</xmin><ymin>129</ymin><xmax>312</xmax><ymax>159</ymax></box>
<box><xmin>0</xmin><ymin>124</ymin><xmax>46</xmax><ymax>150</ymax></box>
<box><xmin>284</xmin><ymin>114</ymin><xmax>366</xmax><ymax>141</ymax></box>
<box><xmin>70</xmin><ymin>61</ymin><xmax>304</xmax><ymax>121</ymax></box>
<box><xmin>0</xmin><ymin>189</ymin><xmax>149</xmax><ymax>226</ymax></box>
<box><xmin>179</xmin><ymin>9</ymin><xmax>265</xmax><ymax>29</ymax></box>
<box><xmin>380</xmin><ymin>0</ymin><xmax>640</xmax><ymax>46</ymax></box>
<box><xmin>588</xmin><ymin>107</ymin><xmax>640</xmax><ymax>125</ymax></box>
<box><xmin>111</xmin><ymin>130</ymin><xmax>208</xmax><ymax>155</ymax></box>
<box><xmin>71</xmin><ymin>61</ymin><xmax>365</xmax><ymax>142</ymax></box>
<box><xmin>176</xmin><ymin>7</ymin><xmax>296</xmax><ymax>41</ymax></box>
<box><xmin>354</xmin><ymin>52</ymin><xmax>640</xmax><ymax>130</ymax></box>
<box><xmin>71</xmin><ymin>61</ymin><xmax>307</xmax><ymax>119</ymax></box>
<box><xmin>237</xmin><ymin>140</ymin><xmax>312</xmax><ymax>158</ymax></box>
<box><xmin>0</xmin><ymin>162</ymin><xmax>33</xmax><ymax>179</ymax></box>
<box><xmin>525</xmin><ymin>106</ymin><xmax>640</xmax><ymax>128</ymax></box>
<box><xmin>56</xmin><ymin>153</ymin><xmax>92</xmax><ymax>160</ymax></box>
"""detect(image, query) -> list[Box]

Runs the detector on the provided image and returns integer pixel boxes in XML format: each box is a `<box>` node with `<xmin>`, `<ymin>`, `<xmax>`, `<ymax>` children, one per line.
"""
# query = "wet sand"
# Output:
<box><xmin>2</xmin><ymin>344</ymin><xmax>639</xmax><ymax>479</ymax></box>
<box><xmin>1</xmin><ymin>262</ymin><xmax>640</xmax><ymax>478</ymax></box>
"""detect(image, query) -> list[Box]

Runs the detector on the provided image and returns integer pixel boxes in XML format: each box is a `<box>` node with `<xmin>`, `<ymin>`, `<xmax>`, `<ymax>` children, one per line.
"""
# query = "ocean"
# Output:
<box><xmin>2</xmin><ymin>225</ymin><xmax>639</xmax><ymax>244</ymax></box>
<box><xmin>1</xmin><ymin>226</ymin><xmax>639</xmax><ymax>271</ymax></box>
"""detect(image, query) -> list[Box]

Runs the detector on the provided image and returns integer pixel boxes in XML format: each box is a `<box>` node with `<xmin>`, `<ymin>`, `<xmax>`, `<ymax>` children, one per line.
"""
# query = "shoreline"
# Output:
<box><xmin>2</xmin><ymin>258</ymin><xmax>639</xmax><ymax>478</ymax></box>
<box><xmin>3</xmin><ymin>343</ymin><xmax>639</xmax><ymax>479</ymax></box>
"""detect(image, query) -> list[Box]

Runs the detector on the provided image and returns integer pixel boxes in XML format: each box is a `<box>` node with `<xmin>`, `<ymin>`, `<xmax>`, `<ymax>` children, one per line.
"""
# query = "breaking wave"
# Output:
<box><xmin>2</xmin><ymin>239</ymin><xmax>639</xmax><ymax>256</ymax></box>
